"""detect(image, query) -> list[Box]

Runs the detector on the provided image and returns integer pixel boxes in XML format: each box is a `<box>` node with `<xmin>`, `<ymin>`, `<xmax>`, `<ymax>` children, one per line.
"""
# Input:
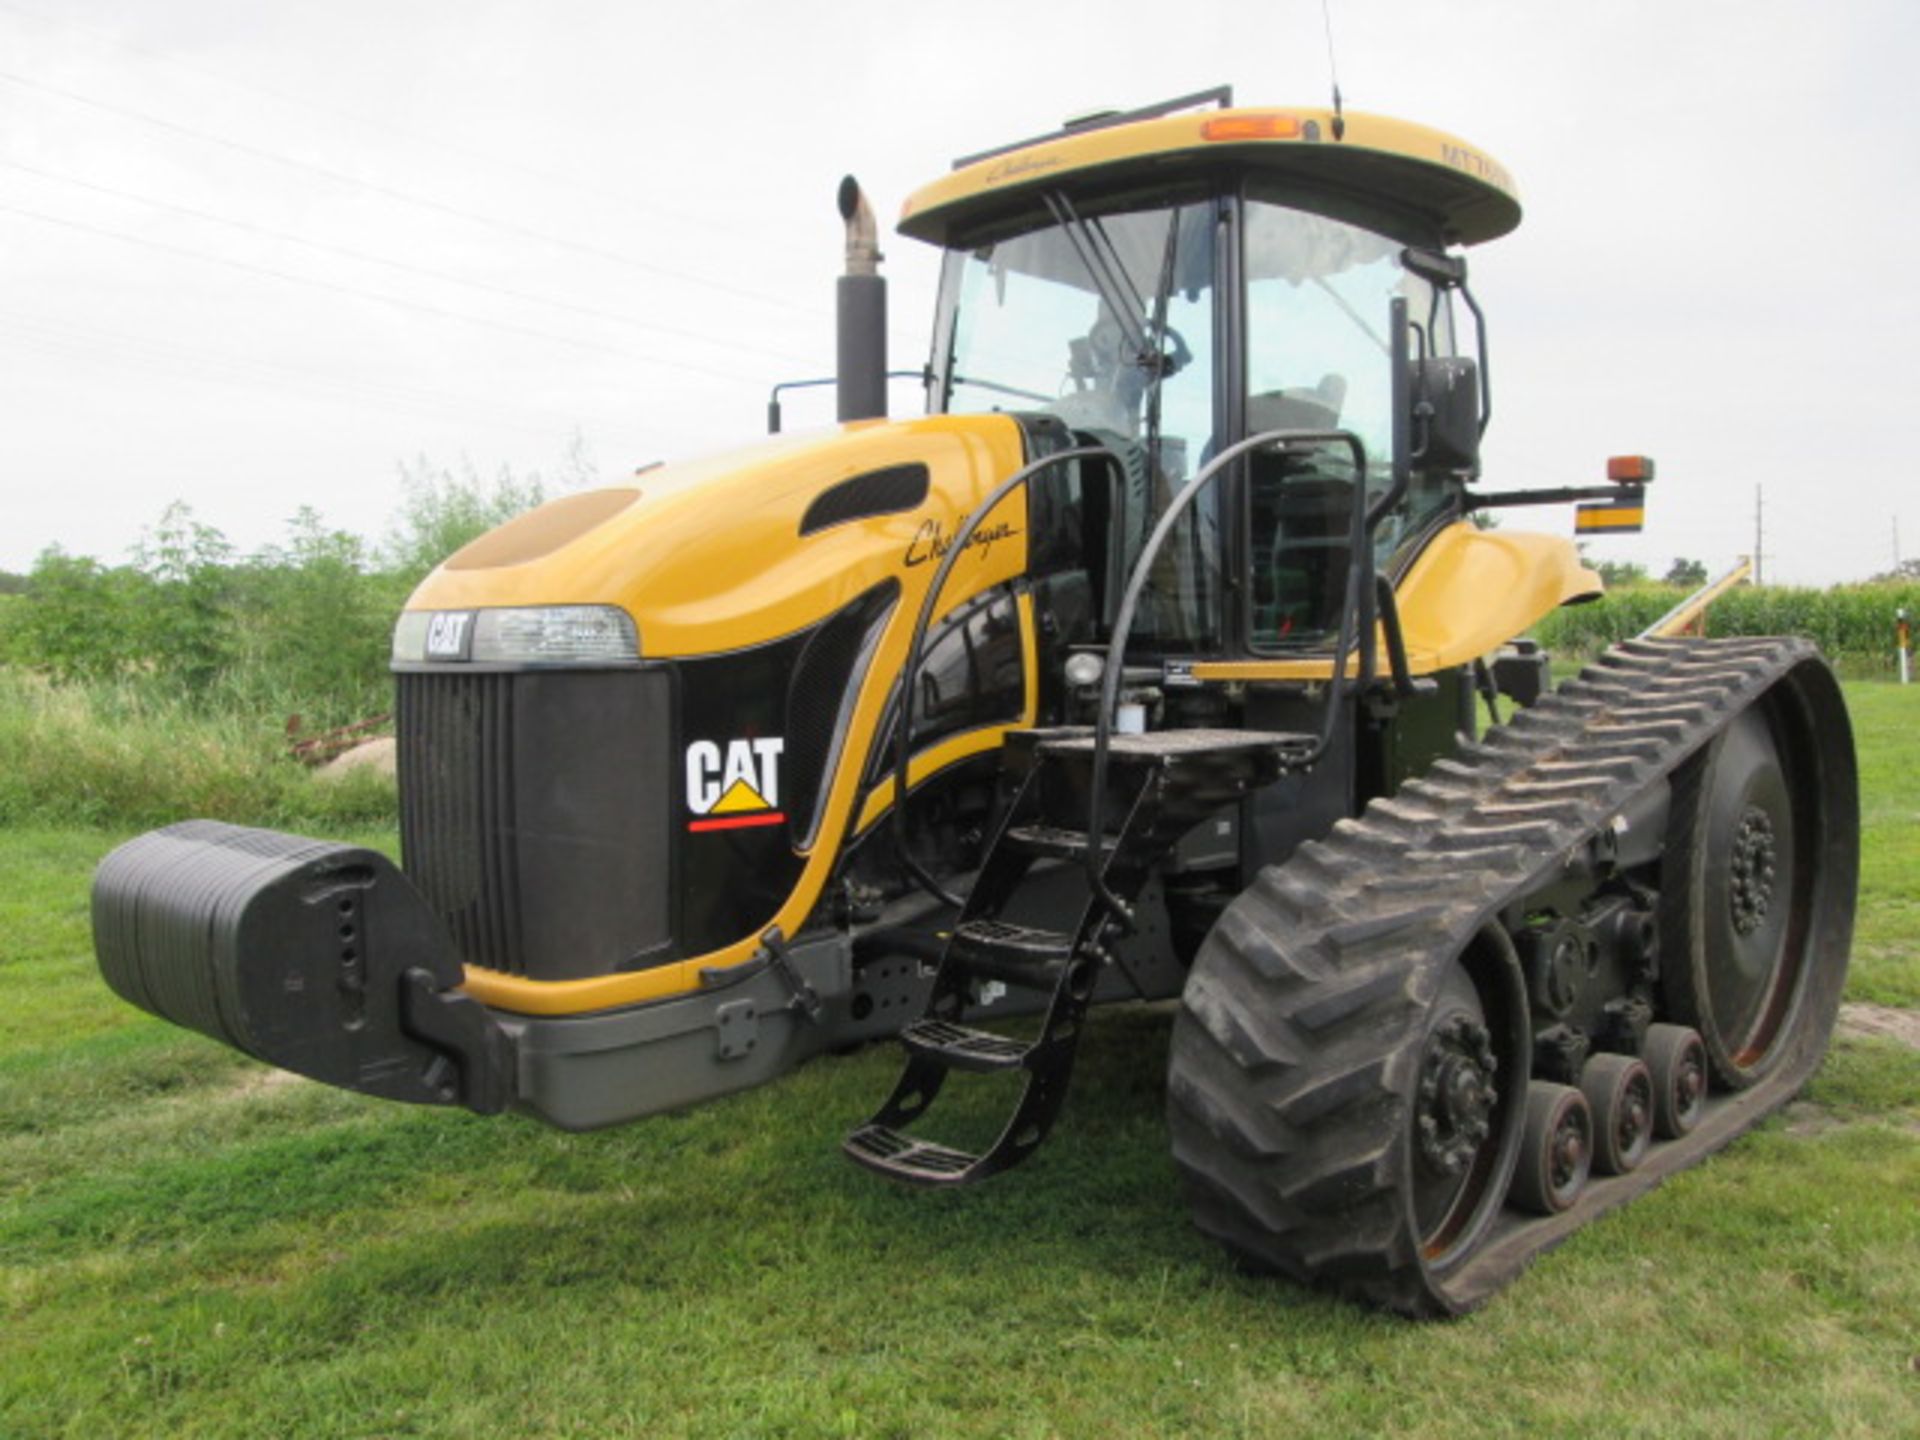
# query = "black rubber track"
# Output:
<box><xmin>1166</xmin><ymin>637</ymin><xmax>1858</xmax><ymax>1316</ymax></box>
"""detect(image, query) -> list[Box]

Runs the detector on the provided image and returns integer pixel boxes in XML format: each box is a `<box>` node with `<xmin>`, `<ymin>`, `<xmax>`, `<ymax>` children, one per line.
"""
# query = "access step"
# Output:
<box><xmin>900</xmin><ymin>1018</ymin><xmax>1031</xmax><ymax>1072</ymax></box>
<box><xmin>1003</xmin><ymin>824</ymin><xmax>1119</xmax><ymax>862</ymax></box>
<box><xmin>1035</xmin><ymin>727</ymin><xmax>1315</xmax><ymax>763</ymax></box>
<box><xmin>843</xmin><ymin>1123</ymin><xmax>980</xmax><ymax>1184</ymax></box>
<box><xmin>947</xmin><ymin>918</ymin><xmax>1075</xmax><ymax>987</ymax></box>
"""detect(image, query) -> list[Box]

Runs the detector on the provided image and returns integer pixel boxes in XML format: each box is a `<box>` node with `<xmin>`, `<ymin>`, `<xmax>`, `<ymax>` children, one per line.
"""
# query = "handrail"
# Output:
<box><xmin>890</xmin><ymin>442</ymin><xmax>1127</xmax><ymax>908</ymax></box>
<box><xmin>1084</xmin><ymin>427</ymin><xmax>1373</xmax><ymax>922</ymax></box>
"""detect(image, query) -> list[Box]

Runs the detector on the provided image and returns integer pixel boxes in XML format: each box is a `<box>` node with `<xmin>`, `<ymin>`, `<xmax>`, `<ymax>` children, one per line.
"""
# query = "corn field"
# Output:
<box><xmin>1532</xmin><ymin>581</ymin><xmax>1920</xmax><ymax>673</ymax></box>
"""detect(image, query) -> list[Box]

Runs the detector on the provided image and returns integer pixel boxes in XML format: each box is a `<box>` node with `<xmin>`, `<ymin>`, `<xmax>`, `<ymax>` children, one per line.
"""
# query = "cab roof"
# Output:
<box><xmin>898</xmin><ymin>98</ymin><xmax>1522</xmax><ymax>250</ymax></box>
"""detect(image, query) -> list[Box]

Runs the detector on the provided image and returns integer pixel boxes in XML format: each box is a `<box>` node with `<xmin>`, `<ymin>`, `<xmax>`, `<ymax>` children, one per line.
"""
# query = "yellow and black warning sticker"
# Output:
<box><xmin>1576</xmin><ymin>501</ymin><xmax>1646</xmax><ymax>535</ymax></box>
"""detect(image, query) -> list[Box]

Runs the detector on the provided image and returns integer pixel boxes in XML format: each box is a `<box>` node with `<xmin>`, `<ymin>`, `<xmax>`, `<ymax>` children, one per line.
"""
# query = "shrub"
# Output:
<box><xmin>0</xmin><ymin>672</ymin><xmax>395</xmax><ymax>830</ymax></box>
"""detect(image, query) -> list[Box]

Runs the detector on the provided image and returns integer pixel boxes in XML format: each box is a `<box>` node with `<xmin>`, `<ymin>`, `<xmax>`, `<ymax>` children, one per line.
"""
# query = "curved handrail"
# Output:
<box><xmin>890</xmin><ymin>441</ymin><xmax>1127</xmax><ymax>908</ymax></box>
<box><xmin>1084</xmin><ymin>427</ymin><xmax>1373</xmax><ymax>921</ymax></box>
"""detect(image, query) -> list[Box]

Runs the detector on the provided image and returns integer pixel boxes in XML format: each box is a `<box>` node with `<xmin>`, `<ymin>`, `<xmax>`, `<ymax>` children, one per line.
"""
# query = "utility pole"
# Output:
<box><xmin>1753</xmin><ymin>484</ymin><xmax>1764</xmax><ymax>585</ymax></box>
<box><xmin>1896</xmin><ymin>515</ymin><xmax>1903</xmax><ymax>570</ymax></box>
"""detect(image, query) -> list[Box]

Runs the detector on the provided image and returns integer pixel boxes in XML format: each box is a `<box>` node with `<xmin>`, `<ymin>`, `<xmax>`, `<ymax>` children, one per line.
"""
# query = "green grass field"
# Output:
<box><xmin>3</xmin><ymin>689</ymin><xmax>1917</xmax><ymax>1439</ymax></box>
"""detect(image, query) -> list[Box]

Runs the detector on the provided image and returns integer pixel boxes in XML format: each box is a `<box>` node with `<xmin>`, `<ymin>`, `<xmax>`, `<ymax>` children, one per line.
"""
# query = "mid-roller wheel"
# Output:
<box><xmin>1510</xmin><ymin>1081</ymin><xmax>1592</xmax><ymax>1214</ymax></box>
<box><xmin>1642</xmin><ymin>1023</ymin><xmax>1708</xmax><ymax>1138</ymax></box>
<box><xmin>1579</xmin><ymin>1053</ymin><xmax>1654</xmax><ymax>1175</ymax></box>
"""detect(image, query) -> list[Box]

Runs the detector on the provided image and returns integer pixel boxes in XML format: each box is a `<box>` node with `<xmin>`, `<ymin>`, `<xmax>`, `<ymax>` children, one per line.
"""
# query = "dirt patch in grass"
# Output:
<box><xmin>1838</xmin><ymin>1003</ymin><xmax>1920</xmax><ymax>1049</ymax></box>
<box><xmin>1780</xmin><ymin>1101</ymin><xmax>1846</xmax><ymax>1138</ymax></box>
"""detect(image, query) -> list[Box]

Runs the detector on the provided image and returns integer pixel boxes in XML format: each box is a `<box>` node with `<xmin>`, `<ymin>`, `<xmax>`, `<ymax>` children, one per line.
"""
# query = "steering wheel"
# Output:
<box><xmin>1149</xmin><ymin>324</ymin><xmax>1192</xmax><ymax>379</ymax></box>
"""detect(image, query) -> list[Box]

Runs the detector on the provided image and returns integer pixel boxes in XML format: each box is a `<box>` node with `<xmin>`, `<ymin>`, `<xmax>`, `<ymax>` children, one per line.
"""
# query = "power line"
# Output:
<box><xmin>1</xmin><ymin>317</ymin><xmax>581</xmax><ymax>439</ymax></box>
<box><xmin>0</xmin><ymin>199</ymin><xmax>766</xmax><ymax>385</ymax></box>
<box><xmin>0</xmin><ymin>0</ymin><xmax>749</xmax><ymax>245</ymax></box>
<box><xmin>0</xmin><ymin>306</ymin><xmax>609</xmax><ymax>434</ymax></box>
<box><xmin>0</xmin><ymin>67</ymin><xmax>825</xmax><ymax>319</ymax></box>
<box><xmin>0</xmin><ymin>157</ymin><xmax>817</xmax><ymax>368</ymax></box>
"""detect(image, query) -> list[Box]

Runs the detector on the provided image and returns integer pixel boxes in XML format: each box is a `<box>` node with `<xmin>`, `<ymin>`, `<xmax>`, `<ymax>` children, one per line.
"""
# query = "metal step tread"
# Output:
<box><xmin>842</xmin><ymin>1123</ymin><xmax>980</xmax><ymax>1183</ymax></box>
<box><xmin>1037</xmin><ymin>727</ymin><xmax>1315</xmax><ymax>761</ymax></box>
<box><xmin>901</xmin><ymin>1018</ymin><xmax>1031</xmax><ymax>1072</ymax></box>
<box><xmin>952</xmin><ymin>918</ymin><xmax>1074</xmax><ymax>959</ymax></box>
<box><xmin>1004</xmin><ymin>824</ymin><xmax>1118</xmax><ymax>861</ymax></box>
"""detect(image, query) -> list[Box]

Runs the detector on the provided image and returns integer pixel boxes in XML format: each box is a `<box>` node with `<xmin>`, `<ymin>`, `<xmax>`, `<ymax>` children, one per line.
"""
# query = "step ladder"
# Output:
<box><xmin>843</xmin><ymin>726</ymin><xmax>1312</xmax><ymax>1186</ymax></box>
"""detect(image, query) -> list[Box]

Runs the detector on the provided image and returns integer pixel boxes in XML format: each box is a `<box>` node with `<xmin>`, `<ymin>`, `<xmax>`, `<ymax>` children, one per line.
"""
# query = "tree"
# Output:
<box><xmin>383</xmin><ymin>455</ymin><xmax>546</xmax><ymax>583</ymax></box>
<box><xmin>132</xmin><ymin>502</ymin><xmax>236</xmax><ymax>689</ymax></box>
<box><xmin>1870</xmin><ymin>557</ymin><xmax>1920</xmax><ymax>584</ymax></box>
<box><xmin>9</xmin><ymin>547</ymin><xmax>151</xmax><ymax>683</ymax></box>
<box><xmin>1663</xmin><ymin>557</ymin><xmax>1708</xmax><ymax>587</ymax></box>
<box><xmin>1594</xmin><ymin>559</ymin><xmax>1649</xmax><ymax>587</ymax></box>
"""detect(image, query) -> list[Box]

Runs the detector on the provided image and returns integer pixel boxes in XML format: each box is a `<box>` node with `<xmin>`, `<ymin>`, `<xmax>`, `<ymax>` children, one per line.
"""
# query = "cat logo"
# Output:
<box><xmin>684</xmin><ymin>737</ymin><xmax>785</xmax><ymax>833</ymax></box>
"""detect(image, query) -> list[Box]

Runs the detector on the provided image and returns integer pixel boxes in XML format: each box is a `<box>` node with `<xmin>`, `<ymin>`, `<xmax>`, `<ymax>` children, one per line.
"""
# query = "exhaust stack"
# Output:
<box><xmin>836</xmin><ymin>175</ymin><xmax>887</xmax><ymax>423</ymax></box>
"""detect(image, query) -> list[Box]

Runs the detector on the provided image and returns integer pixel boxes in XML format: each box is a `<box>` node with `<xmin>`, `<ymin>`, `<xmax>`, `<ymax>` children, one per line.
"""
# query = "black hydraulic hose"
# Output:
<box><xmin>1354</xmin><ymin>295</ymin><xmax>1415</xmax><ymax>690</ymax></box>
<box><xmin>1376</xmin><ymin>574</ymin><xmax>1414</xmax><ymax>697</ymax></box>
<box><xmin>1368</xmin><ymin>297</ymin><xmax>1414</xmax><ymax>532</ymax></box>
<box><xmin>1458</xmin><ymin>282</ymin><xmax>1491</xmax><ymax>438</ymax></box>
<box><xmin>1084</xmin><ymin>428</ymin><xmax>1372</xmax><ymax>923</ymax></box>
<box><xmin>890</xmin><ymin>442</ymin><xmax>1126</xmax><ymax>910</ymax></box>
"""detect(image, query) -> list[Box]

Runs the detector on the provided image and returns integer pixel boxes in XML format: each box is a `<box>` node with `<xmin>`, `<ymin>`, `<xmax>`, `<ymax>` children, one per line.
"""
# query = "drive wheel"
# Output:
<box><xmin>1167</xmin><ymin>877</ymin><xmax>1529</xmax><ymax>1317</ymax></box>
<box><xmin>1662</xmin><ymin>700</ymin><xmax>1819</xmax><ymax>1088</ymax></box>
<box><xmin>1409</xmin><ymin>961</ymin><xmax>1518</xmax><ymax>1270</ymax></box>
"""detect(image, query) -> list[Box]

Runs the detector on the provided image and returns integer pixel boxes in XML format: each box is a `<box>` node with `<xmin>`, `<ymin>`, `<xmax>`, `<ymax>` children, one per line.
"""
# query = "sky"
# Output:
<box><xmin>2</xmin><ymin>0</ymin><xmax>1916</xmax><ymax>586</ymax></box>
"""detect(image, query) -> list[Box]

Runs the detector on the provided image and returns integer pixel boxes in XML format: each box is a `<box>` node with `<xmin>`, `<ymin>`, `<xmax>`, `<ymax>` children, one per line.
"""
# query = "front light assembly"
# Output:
<box><xmin>391</xmin><ymin>605</ymin><xmax>640</xmax><ymax>666</ymax></box>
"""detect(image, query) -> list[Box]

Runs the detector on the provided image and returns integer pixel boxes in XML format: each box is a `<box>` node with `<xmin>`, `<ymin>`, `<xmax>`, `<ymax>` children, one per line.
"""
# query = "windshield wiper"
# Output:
<box><xmin>1041</xmin><ymin>191</ymin><xmax>1152</xmax><ymax>360</ymax></box>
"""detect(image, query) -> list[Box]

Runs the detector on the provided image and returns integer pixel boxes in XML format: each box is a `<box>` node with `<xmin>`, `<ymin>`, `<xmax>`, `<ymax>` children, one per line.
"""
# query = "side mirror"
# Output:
<box><xmin>1399</xmin><ymin>245</ymin><xmax>1490</xmax><ymax>471</ymax></box>
<box><xmin>1412</xmin><ymin>356</ymin><xmax>1481</xmax><ymax>476</ymax></box>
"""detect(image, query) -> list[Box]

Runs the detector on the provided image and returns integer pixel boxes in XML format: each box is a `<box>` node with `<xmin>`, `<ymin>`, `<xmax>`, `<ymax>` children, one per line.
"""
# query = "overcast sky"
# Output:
<box><xmin>2</xmin><ymin>0</ymin><xmax>1915</xmax><ymax>585</ymax></box>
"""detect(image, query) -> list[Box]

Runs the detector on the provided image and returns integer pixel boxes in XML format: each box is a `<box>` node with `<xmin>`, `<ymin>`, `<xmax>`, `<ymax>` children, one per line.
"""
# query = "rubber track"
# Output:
<box><xmin>1166</xmin><ymin>636</ymin><xmax>1853</xmax><ymax>1316</ymax></box>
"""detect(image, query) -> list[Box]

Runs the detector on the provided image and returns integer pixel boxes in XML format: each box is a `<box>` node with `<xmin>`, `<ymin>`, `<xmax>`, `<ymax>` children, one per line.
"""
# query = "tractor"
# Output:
<box><xmin>94</xmin><ymin>89</ymin><xmax>1857</xmax><ymax>1314</ymax></box>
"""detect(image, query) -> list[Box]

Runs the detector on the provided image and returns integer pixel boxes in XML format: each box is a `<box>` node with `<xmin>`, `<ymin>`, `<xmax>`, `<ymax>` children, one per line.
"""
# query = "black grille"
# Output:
<box><xmin>799</xmin><ymin>464</ymin><xmax>929</xmax><ymax>536</ymax></box>
<box><xmin>399</xmin><ymin>673</ymin><xmax>521</xmax><ymax>973</ymax></box>
<box><xmin>397</xmin><ymin>668</ymin><xmax>673</xmax><ymax>980</ymax></box>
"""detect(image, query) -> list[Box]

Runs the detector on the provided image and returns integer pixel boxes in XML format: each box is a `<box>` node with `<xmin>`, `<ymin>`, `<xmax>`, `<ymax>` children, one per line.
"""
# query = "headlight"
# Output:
<box><xmin>391</xmin><ymin>606</ymin><xmax>640</xmax><ymax>665</ymax></box>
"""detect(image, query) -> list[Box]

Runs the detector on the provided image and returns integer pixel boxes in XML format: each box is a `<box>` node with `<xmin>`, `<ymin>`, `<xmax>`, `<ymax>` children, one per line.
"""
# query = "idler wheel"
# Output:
<box><xmin>1511</xmin><ymin>1081</ymin><xmax>1592</xmax><ymax>1215</ymax></box>
<box><xmin>1642</xmin><ymin>1023</ymin><xmax>1709</xmax><ymax>1138</ymax></box>
<box><xmin>1662</xmin><ymin>705</ymin><xmax>1814</xmax><ymax>1087</ymax></box>
<box><xmin>1579</xmin><ymin>1053</ymin><xmax>1655</xmax><ymax>1175</ymax></box>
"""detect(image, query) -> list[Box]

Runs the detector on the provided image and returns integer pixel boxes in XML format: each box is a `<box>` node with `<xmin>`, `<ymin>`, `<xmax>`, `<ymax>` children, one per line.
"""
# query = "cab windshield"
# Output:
<box><xmin>933</xmin><ymin>190</ymin><xmax>1460</xmax><ymax>653</ymax></box>
<box><xmin>938</xmin><ymin>196</ymin><xmax>1220</xmax><ymax>650</ymax></box>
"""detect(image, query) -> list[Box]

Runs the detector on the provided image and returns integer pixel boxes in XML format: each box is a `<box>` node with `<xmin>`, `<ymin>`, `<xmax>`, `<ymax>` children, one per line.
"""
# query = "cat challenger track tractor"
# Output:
<box><xmin>93</xmin><ymin>89</ymin><xmax>1858</xmax><ymax>1315</ymax></box>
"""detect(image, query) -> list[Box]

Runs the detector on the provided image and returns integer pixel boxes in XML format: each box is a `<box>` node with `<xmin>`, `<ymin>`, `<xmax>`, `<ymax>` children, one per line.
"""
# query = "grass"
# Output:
<box><xmin>0</xmin><ymin>672</ymin><xmax>394</xmax><ymax>831</ymax></box>
<box><xmin>2</xmin><ymin>688</ymin><xmax>1917</xmax><ymax>1438</ymax></box>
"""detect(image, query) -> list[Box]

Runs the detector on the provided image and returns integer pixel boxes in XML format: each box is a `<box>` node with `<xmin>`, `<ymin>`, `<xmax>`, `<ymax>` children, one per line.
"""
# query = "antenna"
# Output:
<box><xmin>1321</xmin><ymin>0</ymin><xmax>1346</xmax><ymax>140</ymax></box>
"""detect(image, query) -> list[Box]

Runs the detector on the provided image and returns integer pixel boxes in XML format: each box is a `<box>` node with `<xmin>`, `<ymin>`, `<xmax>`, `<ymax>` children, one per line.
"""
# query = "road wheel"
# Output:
<box><xmin>1510</xmin><ymin>1082</ymin><xmax>1592</xmax><ymax>1214</ymax></box>
<box><xmin>1642</xmin><ymin>1023</ymin><xmax>1708</xmax><ymax>1138</ymax></box>
<box><xmin>1580</xmin><ymin>1053</ymin><xmax>1654</xmax><ymax>1175</ymax></box>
